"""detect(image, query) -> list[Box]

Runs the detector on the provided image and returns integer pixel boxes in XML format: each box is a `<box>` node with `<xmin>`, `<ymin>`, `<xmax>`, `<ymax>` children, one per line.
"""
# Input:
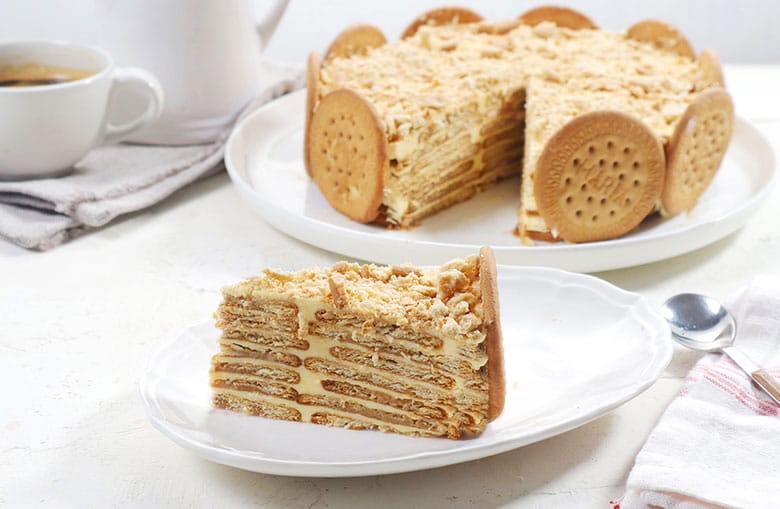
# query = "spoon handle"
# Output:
<box><xmin>723</xmin><ymin>346</ymin><xmax>780</xmax><ymax>406</ymax></box>
<box><xmin>751</xmin><ymin>369</ymin><xmax>780</xmax><ymax>406</ymax></box>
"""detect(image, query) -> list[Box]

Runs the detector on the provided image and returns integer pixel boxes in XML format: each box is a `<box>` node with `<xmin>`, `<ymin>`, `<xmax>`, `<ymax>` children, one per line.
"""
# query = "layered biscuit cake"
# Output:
<box><xmin>305</xmin><ymin>7</ymin><xmax>733</xmax><ymax>244</ymax></box>
<box><xmin>210</xmin><ymin>247</ymin><xmax>504</xmax><ymax>439</ymax></box>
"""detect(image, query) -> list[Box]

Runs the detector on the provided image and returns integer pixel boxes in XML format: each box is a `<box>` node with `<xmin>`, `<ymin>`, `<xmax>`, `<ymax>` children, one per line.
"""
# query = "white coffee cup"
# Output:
<box><xmin>96</xmin><ymin>0</ymin><xmax>290</xmax><ymax>146</ymax></box>
<box><xmin>0</xmin><ymin>40</ymin><xmax>163</xmax><ymax>180</ymax></box>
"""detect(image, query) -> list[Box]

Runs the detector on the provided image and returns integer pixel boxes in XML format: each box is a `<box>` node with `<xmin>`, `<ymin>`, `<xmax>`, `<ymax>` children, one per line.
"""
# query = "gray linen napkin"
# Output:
<box><xmin>0</xmin><ymin>60</ymin><xmax>304</xmax><ymax>250</ymax></box>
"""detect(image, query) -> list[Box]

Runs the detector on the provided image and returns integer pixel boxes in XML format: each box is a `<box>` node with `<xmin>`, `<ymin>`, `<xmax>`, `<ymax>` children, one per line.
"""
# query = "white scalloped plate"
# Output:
<box><xmin>224</xmin><ymin>90</ymin><xmax>776</xmax><ymax>272</ymax></box>
<box><xmin>140</xmin><ymin>266</ymin><xmax>672</xmax><ymax>477</ymax></box>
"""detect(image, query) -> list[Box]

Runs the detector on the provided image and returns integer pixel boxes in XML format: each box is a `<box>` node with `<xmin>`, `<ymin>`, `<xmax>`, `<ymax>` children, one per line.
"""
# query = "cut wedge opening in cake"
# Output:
<box><xmin>305</xmin><ymin>6</ymin><xmax>733</xmax><ymax>244</ymax></box>
<box><xmin>210</xmin><ymin>246</ymin><xmax>505</xmax><ymax>439</ymax></box>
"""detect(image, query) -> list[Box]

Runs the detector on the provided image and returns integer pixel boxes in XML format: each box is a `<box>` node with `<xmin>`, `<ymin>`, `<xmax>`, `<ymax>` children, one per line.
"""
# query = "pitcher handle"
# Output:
<box><xmin>256</xmin><ymin>0</ymin><xmax>290</xmax><ymax>47</ymax></box>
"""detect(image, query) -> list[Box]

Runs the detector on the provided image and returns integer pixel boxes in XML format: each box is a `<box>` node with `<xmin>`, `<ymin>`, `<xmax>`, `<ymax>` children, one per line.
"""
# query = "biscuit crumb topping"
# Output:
<box><xmin>224</xmin><ymin>255</ymin><xmax>485</xmax><ymax>341</ymax></box>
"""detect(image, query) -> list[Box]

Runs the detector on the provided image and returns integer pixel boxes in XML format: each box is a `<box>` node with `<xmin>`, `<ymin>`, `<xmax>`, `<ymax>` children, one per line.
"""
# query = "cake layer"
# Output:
<box><xmin>380</xmin><ymin>89</ymin><xmax>525</xmax><ymax>226</ymax></box>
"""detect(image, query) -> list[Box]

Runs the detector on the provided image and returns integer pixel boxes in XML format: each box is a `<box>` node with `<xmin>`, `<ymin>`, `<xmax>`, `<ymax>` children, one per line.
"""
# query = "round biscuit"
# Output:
<box><xmin>626</xmin><ymin>19</ymin><xmax>695</xmax><ymax>59</ymax></box>
<box><xmin>401</xmin><ymin>6</ymin><xmax>483</xmax><ymax>39</ymax></box>
<box><xmin>478</xmin><ymin>246</ymin><xmax>505</xmax><ymax>421</ymax></box>
<box><xmin>698</xmin><ymin>48</ymin><xmax>725</xmax><ymax>88</ymax></box>
<box><xmin>518</xmin><ymin>5</ymin><xmax>597</xmax><ymax>29</ymax></box>
<box><xmin>309</xmin><ymin>89</ymin><xmax>387</xmax><ymax>223</ymax></box>
<box><xmin>323</xmin><ymin>23</ymin><xmax>387</xmax><ymax>62</ymax></box>
<box><xmin>304</xmin><ymin>51</ymin><xmax>321</xmax><ymax>177</ymax></box>
<box><xmin>662</xmin><ymin>88</ymin><xmax>734</xmax><ymax>215</ymax></box>
<box><xmin>534</xmin><ymin>111</ymin><xmax>666</xmax><ymax>243</ymax></box>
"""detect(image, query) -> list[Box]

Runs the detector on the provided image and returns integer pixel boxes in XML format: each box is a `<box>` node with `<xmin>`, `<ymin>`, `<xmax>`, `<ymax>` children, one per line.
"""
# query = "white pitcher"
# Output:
<box><xmin>96</xmin><ymin>0</ymin><xmax>289</xmax><ymax>145</ymax></box>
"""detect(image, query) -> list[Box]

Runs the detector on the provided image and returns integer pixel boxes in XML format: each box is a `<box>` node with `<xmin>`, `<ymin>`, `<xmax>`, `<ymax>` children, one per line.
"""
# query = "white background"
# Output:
<box><xmin>2</xmin><ymin>2</ymin><xmax>780</xmax><ymax>508</ymax></box>
<box><xmin>1</xmin><ymin>0</ymin><xmax>779</xmax><ymax>64</ymax></box>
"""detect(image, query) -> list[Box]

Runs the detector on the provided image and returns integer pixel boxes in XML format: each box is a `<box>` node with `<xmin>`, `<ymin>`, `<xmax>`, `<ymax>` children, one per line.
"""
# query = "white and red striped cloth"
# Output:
<box><xmin>624</xmin><ymin>274</ymin><xmax>780</xmax><ymax>509</ymax></box>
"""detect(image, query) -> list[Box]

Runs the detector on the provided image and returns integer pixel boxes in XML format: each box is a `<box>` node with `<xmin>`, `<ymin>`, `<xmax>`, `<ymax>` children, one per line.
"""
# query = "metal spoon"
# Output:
<box><xmin>661</xmin><ymin>293</ymin><xmax>780</xmax><ymax>405</ymax></box>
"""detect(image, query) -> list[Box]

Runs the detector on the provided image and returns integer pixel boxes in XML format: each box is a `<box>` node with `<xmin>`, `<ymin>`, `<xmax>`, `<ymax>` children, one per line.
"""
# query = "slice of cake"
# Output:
<box><xmin>210</xmin><ymin>247</ymin><xmax>504</xmax><ymax>439</ymax></box>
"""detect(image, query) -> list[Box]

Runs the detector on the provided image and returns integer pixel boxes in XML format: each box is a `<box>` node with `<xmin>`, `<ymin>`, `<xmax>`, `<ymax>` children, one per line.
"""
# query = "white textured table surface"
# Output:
<box><xmin>2</xmin><ymin>7</ymin><xmax>780</xmax><ymax>507</ymax></box>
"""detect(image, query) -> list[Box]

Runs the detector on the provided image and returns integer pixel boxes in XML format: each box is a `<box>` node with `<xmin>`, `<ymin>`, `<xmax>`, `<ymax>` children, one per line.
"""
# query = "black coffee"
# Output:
<box><xmin>0</xmin><ymin>63</ymin><xmax>94</xmax><ymax>87</ymax></box>
<box><xmin>0</xmin><ymin>78</ymin><xmax>74</xmax><ymax>86</ymax></box>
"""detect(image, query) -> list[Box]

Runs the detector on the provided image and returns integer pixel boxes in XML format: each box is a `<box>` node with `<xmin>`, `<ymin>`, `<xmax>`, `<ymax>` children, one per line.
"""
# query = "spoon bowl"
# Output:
<box><xmin>661</xmin><ymin>293</ymin><xmax>737</xmax><ymax>351</ymax></box>
<box><xmin>661</xmin><ymin>292</ymin><xmax>780</xmax><ymax>405</ymax></box>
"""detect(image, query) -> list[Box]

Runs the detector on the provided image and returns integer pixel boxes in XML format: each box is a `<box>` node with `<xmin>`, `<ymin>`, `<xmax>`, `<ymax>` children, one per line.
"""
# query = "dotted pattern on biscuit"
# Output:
<box><xmin>534</xmin><ymin>111</ymin><xmax>665</xmax><ymax>243</ymax></box>
<box><xmin>662</xmin><ymin>88</ymin><xmax>734</xmax><ymax>215</ymax></box>
<box><xmin>309</xmin><ymin>89</ymin><xmax>386</xmax><ymax>223</ymax></box>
